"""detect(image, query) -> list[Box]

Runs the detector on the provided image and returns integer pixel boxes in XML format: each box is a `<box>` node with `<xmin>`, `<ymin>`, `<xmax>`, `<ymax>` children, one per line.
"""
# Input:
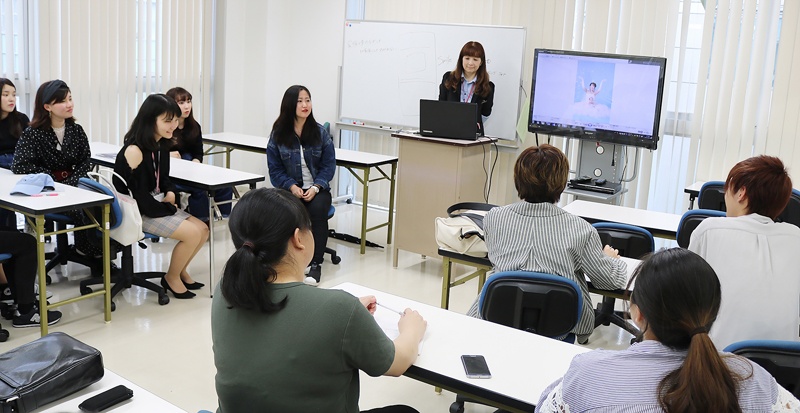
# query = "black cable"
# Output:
<box><xmin>535</xmin><ymin>132</ymin><xmax>539</xmax><ymax>146</ymax></box>
<box><xmin>485</xmin><ymin>140</ymin><xmax>499</xmax><ymax>201</ymax></box>
<box><xmin>481</xmin><ymin>139</ymin><xmax>489</xmax><ymax>202</ymax></box>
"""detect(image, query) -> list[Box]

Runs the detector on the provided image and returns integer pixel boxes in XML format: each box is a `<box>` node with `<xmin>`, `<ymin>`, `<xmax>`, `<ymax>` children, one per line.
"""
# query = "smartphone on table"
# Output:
<box><xmin>461</xmin><ymin>354</ymin><xmax>491</xmax><ymax>379</ymax></box>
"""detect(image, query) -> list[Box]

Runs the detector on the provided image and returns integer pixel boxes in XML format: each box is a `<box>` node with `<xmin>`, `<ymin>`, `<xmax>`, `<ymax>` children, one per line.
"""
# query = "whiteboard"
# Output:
<box><xmin>340</xmin><ymin>20</ymin><xmax>525</xmax><ymax>140</ymax></box>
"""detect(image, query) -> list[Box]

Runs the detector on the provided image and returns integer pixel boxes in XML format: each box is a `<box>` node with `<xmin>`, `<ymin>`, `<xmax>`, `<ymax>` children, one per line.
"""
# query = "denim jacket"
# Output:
<box><xmin>266</xmin><ymin>123</ymin><xmax>336</xmax><ymax>191</ymax></box>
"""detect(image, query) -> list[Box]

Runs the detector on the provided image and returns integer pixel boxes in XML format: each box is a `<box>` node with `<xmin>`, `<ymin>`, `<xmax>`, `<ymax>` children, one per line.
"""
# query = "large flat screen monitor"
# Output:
<box><xmin>528</xmin><ymin>49</ymin><xmax>667</xmax><ymax>150</ymax></box>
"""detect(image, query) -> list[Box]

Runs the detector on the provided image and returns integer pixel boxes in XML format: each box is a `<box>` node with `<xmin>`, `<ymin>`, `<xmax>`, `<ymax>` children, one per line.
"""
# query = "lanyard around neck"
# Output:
<box><xmin>463</xmin><ymin>81</ymin><xmax>477</xmax><ymax>103</ymax></box>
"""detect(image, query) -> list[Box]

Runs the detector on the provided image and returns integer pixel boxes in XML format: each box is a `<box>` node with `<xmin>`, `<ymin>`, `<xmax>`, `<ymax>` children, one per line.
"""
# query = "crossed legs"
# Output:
<box><xmin>163</xmin><ymin>216</ymin><xmax>209</xmax><ymax>294</ymax></box>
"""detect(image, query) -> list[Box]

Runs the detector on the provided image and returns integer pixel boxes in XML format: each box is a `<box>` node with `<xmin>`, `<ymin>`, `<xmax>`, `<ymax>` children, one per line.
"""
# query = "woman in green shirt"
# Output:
<box><xmin>211</xmin><ymin>188</ymin><xmax>426</xmax><ymax>413</ymax></box>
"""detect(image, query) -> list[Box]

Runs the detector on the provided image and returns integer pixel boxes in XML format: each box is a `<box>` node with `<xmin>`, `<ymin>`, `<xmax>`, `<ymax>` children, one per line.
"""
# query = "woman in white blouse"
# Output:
<box><xmin>536</xmin><ymin>248</ymin><xmax>800</xmax><ymax>413</ymax></box>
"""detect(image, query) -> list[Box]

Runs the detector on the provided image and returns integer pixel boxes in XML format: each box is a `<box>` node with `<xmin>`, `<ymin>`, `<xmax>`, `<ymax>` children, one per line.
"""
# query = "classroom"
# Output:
<box><xmin>1</xmin><ymin>1</ymin><xmax>799</xmax><ymax>412</ymax></box>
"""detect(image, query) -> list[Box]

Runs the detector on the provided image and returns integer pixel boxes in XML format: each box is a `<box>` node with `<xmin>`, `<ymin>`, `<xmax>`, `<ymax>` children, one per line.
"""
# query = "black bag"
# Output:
<box><xmin>0</xmin><ymin>332</ymin><xmax>104</xmax><ymax>413</ymax></box>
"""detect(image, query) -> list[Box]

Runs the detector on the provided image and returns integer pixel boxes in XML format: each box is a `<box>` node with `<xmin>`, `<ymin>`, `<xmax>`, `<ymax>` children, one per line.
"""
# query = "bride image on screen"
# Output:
<box><xmin>571</xmin><ymin>76</ymin><xmax>610</xmax><ymax>121</ymax></box>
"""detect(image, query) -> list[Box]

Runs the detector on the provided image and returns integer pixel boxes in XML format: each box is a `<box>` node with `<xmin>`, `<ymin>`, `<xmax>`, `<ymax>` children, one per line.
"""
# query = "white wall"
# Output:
<box><xmin>215</xmin><ymin>0</ymin><xmax>347</xmax><ymax>178</ymax></box>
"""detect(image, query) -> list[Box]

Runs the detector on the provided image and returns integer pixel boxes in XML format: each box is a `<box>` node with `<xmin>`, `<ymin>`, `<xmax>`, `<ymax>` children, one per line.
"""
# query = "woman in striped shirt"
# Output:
<box><xmin>467</xmin><ymin>144</ymin><xmax>627</xmax><ymax>343</ymax></box>
<box><xmin>536</xmin><ymin>248</ymin><xmax>800</xmax><ymax>413</ymax></box>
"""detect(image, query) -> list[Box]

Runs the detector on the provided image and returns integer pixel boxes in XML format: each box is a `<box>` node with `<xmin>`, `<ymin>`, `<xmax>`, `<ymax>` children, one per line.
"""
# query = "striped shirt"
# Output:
<box><xmin>467</xmin><ymin>201</ymin><xmax>627</xmax><ymax>337</ymax></box>
<box><xmin>535</xmin><ymin>340</ymin><xmax>800</xmax><ymax>412</ymax></box>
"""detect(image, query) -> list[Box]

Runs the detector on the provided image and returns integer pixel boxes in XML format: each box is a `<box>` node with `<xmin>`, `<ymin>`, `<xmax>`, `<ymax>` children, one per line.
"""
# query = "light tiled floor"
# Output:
<box><xmin>3</xmin><ymin>204</ymin><xmax>633</xmax><ymax>413</ymax></box>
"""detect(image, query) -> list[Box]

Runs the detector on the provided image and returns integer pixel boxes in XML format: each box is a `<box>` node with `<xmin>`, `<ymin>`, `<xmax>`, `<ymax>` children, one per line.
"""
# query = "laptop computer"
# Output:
<box><xmin>419</xmin><ymin>99</ymin><xmax>481</xmax><ymax>140</ymax></box>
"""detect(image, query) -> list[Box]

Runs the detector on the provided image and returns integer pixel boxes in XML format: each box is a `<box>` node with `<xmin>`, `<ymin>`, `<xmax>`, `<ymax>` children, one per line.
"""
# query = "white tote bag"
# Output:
<box><xmin>87</xmin><ymin>171</ymin><xmax>144</xmax><ymax>246</ymax></box>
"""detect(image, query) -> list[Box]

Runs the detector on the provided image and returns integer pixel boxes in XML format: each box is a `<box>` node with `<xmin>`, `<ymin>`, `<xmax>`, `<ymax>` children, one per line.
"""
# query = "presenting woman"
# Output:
<box><xmin>165</xmin><ymin>87</ymin><xmax>232</xmax><ymax>223</ymax></box>
<box><xmin>438</xmin><ymin>41</ymin><xmax>495</xmax><ymax>134</ymax></box>
<box><xmin>212</xmin><ymin>187</ymin><xmax>426</xmax><ymax>413</ymax></box>
<box><xmin>266</xmin><ymin>85</ymin><xmax>335</xmax><ymax>284</ymax></box>
<box><xmin>113</xmin><ymin>94</ymin><xmax>209</xmax><ymax>298</ymax></box>
<box><xmin>12</xmin><ymin>80</ymin><xmax>101</xmax><ymax>257</ymax></box>
<box><xmin>0</xmin><ymin>78</ymin><xmax>29</xmax><ymax>228</ymax></box>
<box><xmin>536</xmin><ymin>248</ymin><xmax>800</xmax><ymax>412</ymax></box>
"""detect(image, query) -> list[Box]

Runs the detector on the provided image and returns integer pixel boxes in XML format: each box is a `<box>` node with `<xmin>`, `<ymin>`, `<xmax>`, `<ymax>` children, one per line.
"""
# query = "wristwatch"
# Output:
<box><xmin>311</xmin><ymin>185</ymin><xmax>320</xmax><ymax>194</ymax></box>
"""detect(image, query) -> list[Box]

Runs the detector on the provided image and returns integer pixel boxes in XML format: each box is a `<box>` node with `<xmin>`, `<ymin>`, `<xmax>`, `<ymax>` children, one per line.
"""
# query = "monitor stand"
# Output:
<box><xmin>566</xmin><ymin>140</ymin><xmax>626</xmax><ymax>204</ymax></box>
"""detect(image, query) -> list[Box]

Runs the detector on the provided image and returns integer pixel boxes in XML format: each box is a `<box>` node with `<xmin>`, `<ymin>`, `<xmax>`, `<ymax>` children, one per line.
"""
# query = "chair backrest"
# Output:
<box><xmin>323</xmin><ymin>121</ymin><xmax>330</xmax><ymax>134</ymax></box>
<box><xmin>78</xmin><ymin>177</ymin><xmax>122</xmax><ymax>230</ymax></box>
<box><xmin>676</xmin><ymin>209</ymin><xmax>726</xmax><ymax>248</ymax></box>
<box><xmin>592</xmin><ymin>222</ymin><xmax>654</xmax><ymax>259</ymax></box>
<box><xmin>723</xmin><ymin>340</ymin><xmax>800</xmax><ymax>398</ymax></box>
<box><xmin>697</xmin><ymin>180</ymin><xmax>726</xmax><ymax>212</ymax></box>
<box><xmin>776</xmin><ymin>189</ymin><xmax>800</xmax><ymax>229</ymax></box>
<box><xmin>478</xmin><ymin>271</ymin><xmax>583</xmax><ymax>342</ymax></box>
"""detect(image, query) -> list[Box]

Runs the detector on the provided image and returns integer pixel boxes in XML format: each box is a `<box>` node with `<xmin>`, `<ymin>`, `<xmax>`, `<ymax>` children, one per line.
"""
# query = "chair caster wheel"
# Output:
<box><xmin>331</xmin><ymin>256</ymin><xmax>342</xmax><ymax>265</ymax></box>
<box><xmin>110</xmin><ymin>301</ymin><xmax>116</xmax><ymax>312</ymax></box>
<box><xmin>449</xmin><ymin>402</ymin><xmax>465</xmax><ymax>413</ymax></box>
<box><xmin>158</xmin><ymin>295</ymin><xmax>170</xmax><ymax>305</ymax></box>
<box><xmin>80</xmin><ymin>286</ymin><xmax>92</xmax><ymax>295</ymax></box>
<box><xmin>0</xmin><ymin>329</ymin><xmax>8</xmax><ymax>342</ymax></box>
<box><xmin>346</xmin><ymin>198</ymin><xmax>353</xmax><ymax>204</ymax></box>
<box><xmin>46</xmin><ymin>275</ymin><xmax>52</xmax><ymax>285</ymax></box>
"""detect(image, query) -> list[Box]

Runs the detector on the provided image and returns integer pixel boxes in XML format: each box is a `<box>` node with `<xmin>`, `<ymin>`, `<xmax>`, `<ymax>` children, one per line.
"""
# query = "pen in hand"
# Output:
<box><xmin>376</xmin><ymin>302</ymin><xmax>404</xmax><ymax>316</ymax></box>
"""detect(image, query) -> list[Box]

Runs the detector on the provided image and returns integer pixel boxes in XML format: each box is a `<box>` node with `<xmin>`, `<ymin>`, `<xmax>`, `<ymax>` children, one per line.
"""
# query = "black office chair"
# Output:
<box><xmin>450</xmin><ymin>271</ymin><xmax>582</xmax><ymax>413</ymax></box>
<box><xmin>675</xmin><ymin>209</ymin><xmax>726</xmax><ymax>248</ymax></box>
<box><xmin>76</xmin><ymin>177</ymin><xmax>169</xmax><ymax>310</ymax></box>
<box><xmin>697</xmin><ymin>180</ymin><xmax>726</xmax><ymax>212</ymax></box>
<box><xmin>590</xmin><ymin>222</ymin><xmax>653</xmax><ymax>336</ymax></box>
<box><xmin>723</xmin><ymin>340</ymin><xmax>800</xmax><ymax>398</ymax></box>
<box><xmin>776</xmin><ymin>189</ymin><xmax>800</xmax><ymax>229</ymax></box>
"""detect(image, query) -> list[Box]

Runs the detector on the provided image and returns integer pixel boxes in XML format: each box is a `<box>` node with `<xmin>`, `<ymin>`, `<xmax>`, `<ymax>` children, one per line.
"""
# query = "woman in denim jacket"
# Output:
<box><xmin>267</xmin><ymin>85</ymin><xmax>335</xmax><ymax>284</ymax></box>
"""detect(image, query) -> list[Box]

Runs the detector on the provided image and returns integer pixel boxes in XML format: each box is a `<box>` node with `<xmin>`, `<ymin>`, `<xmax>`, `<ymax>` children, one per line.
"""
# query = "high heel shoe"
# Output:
<box><xmin>161</xmin><ymin>277</ymin><xmax>196</xmax><ymax>299</ymax></box>
<box><xmin>182</xmin><ymin>280</ymin><xmax>205</xmax><ymax>290</ymax></box>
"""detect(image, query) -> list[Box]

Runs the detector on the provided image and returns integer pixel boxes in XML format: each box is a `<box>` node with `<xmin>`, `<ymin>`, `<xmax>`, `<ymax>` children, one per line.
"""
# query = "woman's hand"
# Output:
<box><xmin>359</xmin><ymin>295</ymin><xmax>377</xmax><ymax>315</ymax></box>
<box><xmin>398</xmin><ymin>309</ymin><xmax>427</xmax><ymax>342</ymax></box>
<box><xmin>163</xmin><ymin>191</ymin><xmax>176</xmax><ymax>206</ymax></box>
<box><xmin>169</xmin><ymin>151</ymin><xmax>181</xmax><ymax>159</ymax></box>
<box><xmin>301</xmin><ymin>187</ymin><xmax>318</xmax><ymax>202</ymax></box>
<box><xmin>603</xmin><ymin>245</ymin><xmax>620</xmax><ymax>259</ymax></box>
<box><xmin>290</xmin><ymin>185</ymin><xmax>304</xmax><ymax>199</ymax></box>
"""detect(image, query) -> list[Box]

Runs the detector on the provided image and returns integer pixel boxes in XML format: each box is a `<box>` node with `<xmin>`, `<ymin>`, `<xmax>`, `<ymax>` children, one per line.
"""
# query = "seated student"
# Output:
<box><xmin>114</xmin><ymin>94</ymin><xmax>209</xmax><ymax>298</ymax></box>
<box><xmin>467</xmin><ymin>144</ymin><xmax>626</xmax><ymax>343</ymax></box>
<box><xmin>12</xmin><ymin>80</ymin><xmax>101</xmax><ymax>258</ymax></box>
<box><xmin>689</xmin><ymin>155</ymin><xmax>800</xmax><ymax>348</ymax></box>
<box><xmin>266</xmin><ymin>85</ymin><xmax>335</xmax><ymax>284</ymax></box>
<box><xmin>212</xmin><ymin>188</ymin><xmax>426</xmax><ymax>413</ymax></box>
<box><xmin>0</xmin><ymin>228</ymin><xmax>61</xmax><ymax>328</ymax></box>
<box><xmin>164</xmin><ymin>87</ymin><xmax>232</xmax><ymax>223</ymax></box>
<box><xmin>535</xmin><ymin>248</ymin><xmax>800</xmax><ymax>412</ymax></box>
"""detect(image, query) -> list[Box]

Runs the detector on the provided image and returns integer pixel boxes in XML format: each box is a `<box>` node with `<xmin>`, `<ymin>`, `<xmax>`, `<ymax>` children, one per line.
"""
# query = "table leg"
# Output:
<box><xmin>208</xmin><ymin>190</ymin><xmax>215</xmax><ymax>298</ymax></box>
<box><xmin>35</xmin><ymin>215</ymin><xmax>48</xmax><ymax>336</ymax></box>
<box><xmin>359</xmin><ymin>167</ymin><xmax>370</xmax><ymax>254</ymax></box>
<box><xmin>225</xmin><ymin>148</ymin><xmax>231</xmax><ymax>169</ymax></box>
<box><xmin>393</xmin><ymin>248</ymin><xmax>399</xmax><ymax>268</ymax></box>
<box><xmin>102</xmin><ymin>204</ymin><xmax>111</xmax><ymax>322</ymax></box>
<box><xmin>386</xmin><ymin>161</ymin><xmax>396</xmax><ymax>245</ymax></box>
<box><xmin>441</xmin><ymin>257</ymin><xmax>452</xmax><ymax>310</ymax></box>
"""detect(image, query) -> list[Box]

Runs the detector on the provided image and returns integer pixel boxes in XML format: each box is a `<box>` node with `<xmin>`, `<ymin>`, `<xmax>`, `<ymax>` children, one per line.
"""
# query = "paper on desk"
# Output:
<box><xmin>373</xmin><ymin>304</ymin><xmax>427</xmax><ymax>355</ymax></box>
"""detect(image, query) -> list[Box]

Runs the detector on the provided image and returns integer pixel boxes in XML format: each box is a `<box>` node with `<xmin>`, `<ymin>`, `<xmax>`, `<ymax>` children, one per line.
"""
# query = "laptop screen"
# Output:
<box><xmin>419</xmin><ymin>100</ymin><xmax>480</xmax><ymax>140</ymax></box>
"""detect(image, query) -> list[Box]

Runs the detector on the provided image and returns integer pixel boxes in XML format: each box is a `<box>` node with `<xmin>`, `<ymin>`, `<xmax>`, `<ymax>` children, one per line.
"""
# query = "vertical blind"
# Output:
<box><xmin>0</xmin><ymin>0</ymin><xmax>210</xmax><ymax>145</ymax></box>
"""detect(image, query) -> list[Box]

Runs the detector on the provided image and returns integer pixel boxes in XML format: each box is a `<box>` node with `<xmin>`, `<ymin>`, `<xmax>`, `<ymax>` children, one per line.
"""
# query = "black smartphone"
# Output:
<box><xmin>78</xmin><ymin>385</ymin><xmax>133</xmax><ymax>412</ymax></box>
<box><xmin>461</xmin><ymin>354</ymin><xmax>491</xmax><ymax>379</ymax></box>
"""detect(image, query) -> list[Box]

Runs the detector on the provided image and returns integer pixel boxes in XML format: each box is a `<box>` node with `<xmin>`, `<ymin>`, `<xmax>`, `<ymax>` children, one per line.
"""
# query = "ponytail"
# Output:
<box><xmin>630</xmin><ymin>248</ymin><xmax>751</xmax><ymax>413</ymax></box>
<box><xmin>658</xmin><ymin>332</ymin><xmax>743</xmax><ymax>413</ymax></box>
<box><xmin>220</xmin><ymin>244</ymin><xmax>286</xmax><ymax>313</ymax></box>
<box><xmin>218</xmin><ymin>187</ymin><xmax>312</xmax><ymax>312</ymax></box>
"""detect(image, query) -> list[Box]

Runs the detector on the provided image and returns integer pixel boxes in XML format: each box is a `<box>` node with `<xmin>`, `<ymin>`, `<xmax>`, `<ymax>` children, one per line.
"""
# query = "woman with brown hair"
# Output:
<box><xmin>438</xmin><ymin>41</ymin><xmax>495</xmax><ymax>133</ymax></box>
<box><xmin>535</xmin><ymin>248</ymin><xmax>800</xmax><ymax>412</ymax></box>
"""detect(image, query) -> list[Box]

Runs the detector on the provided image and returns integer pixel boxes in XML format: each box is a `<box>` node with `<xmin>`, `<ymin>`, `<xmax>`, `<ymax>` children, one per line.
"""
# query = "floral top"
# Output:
<box><xmin>11</xmin><ymin>122</ymin><xmax>91</xmax><ymax>187</ymax></box>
